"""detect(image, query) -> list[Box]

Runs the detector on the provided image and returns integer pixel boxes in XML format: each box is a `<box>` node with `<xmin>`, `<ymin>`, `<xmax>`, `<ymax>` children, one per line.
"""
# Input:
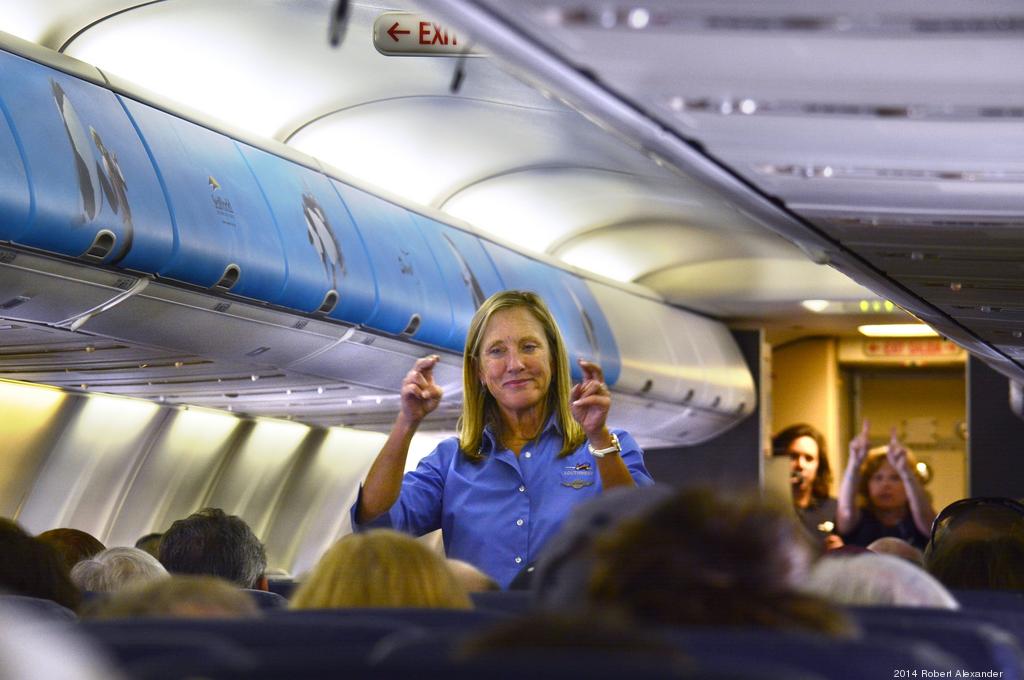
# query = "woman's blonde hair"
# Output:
<box><xmin>289</xmin><ymin>530</ymin><xmax>472</xmax><ymax>610</ymax></box>
<box><xmin>457</xmin><ymin>290</ymin><xmax>585</xmax><ymax>461</ymax></box>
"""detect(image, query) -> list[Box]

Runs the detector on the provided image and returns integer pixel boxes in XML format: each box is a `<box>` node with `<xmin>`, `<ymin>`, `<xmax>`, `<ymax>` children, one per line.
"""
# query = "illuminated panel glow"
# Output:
<box><xmin>0</xmin><ymin>380</ymin><xmax>68</xmax><ymax>518</ymax></box>
<box><xmin>858</xmin><ymin>324</ymin><xmax>939</xmax><ymax>338</ymax></box>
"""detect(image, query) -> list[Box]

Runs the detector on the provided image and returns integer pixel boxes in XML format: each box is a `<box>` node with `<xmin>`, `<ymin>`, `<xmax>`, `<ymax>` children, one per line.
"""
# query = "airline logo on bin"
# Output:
<box><xmin>208</xmin><ymin>175</ymin><xmax>237</xmax><ymax>227</ymax></box>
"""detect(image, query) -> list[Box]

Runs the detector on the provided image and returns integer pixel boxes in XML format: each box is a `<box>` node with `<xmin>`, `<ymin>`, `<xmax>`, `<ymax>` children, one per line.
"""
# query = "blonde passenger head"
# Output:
<box><xmin>290</xmin><ymin>529</ymin><xmax>472</xmax><ymax>610</ymax></box>
<box><xmin>87</xmin><ymin>575</ymin><xmax>259</xmax><ymax>619</ymax></box>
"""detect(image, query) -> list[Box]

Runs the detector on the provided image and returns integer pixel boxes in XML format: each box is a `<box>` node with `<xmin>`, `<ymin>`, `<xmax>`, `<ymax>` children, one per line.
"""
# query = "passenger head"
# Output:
<box><xmin>804</xmin><ymin>553</ymin><xmax>958</xmax><ymax>609</ymax></box>
<box><xmin>0</xmin><ymin>520</ymin><xmax>81</xmax><ymax>612</ymax></box>
<box><xmin>858</xmin><ymin>448</ymin><xmax>925</xmax><ymax>512</ymax></box>
<box><xmin>447</xmin><ymin>559</ymin><xmax>500</xmax><ymax>593</ymax></box>
<box><xmin>925</xmin><ymin>497</ymin><xmax>1024</xmax><ymax>591</ymax></box>
<box><xmin>290</xmin><ymin>529</ymin><xmax>472</xmax><ymax>609</ymax></box>
<box><xmin>588</xmin><ymin>488</ymin><xmax>850</xmax><ymax>635</ymax></box>
<box><xmin>70</xmin><ymin>547</ymin><xmax>169</xmax><ymax>593</ymax></box>
<box><xmin>134</xmin><ymin>532</ymin><xmax>163</xmax><ymax>559</ymax></box>
<box><xmin>87</xmin><ymin>575</ymin><xmax>259</xmax><ymax>620</ymax></box>
<box><xmin>36</xmin><ymin>528</ymin><xmax>106</xmax><ymax>572</ymax></box>
<box><xmin>459</xmin><ymin>290</ymin><xmax>585</xmax><ymax>460</ymax></box>
<box><xmin>532</xmin><ymin>485</ymin><xmax>675</xmax><ymax>610</ymax></box>
<box><xmin>772</xmin><ymin>423</ymin><xmax>831</xmax><ymax>503</ymax></box>
<box><xmin>158</xmin><ymin>508</ymin><xmax>266</xmax><ymax>588</ymax></box>
<box><xmin>867</xmin><ymin>537</ymin><xmax>925</xmax><ymax>567</ymax></box>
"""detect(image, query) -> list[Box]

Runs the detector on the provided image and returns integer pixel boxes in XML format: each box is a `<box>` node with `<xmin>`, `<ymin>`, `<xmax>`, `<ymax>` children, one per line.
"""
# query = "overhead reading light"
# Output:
<box><xmin>801</xmin><ymin>299</ymin><xmax>830</xmax><ymax>313</ymax></box>
<box><xmin>858</xmin><ymin>324</ymin><xmax>939</xmax><ymax>338</ymax></box>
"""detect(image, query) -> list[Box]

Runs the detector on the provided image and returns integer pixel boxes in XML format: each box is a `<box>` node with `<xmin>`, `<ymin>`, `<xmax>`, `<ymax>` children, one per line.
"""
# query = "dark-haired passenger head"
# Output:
<box><xmin>772</xmin><ymin>423</ymin><xmax>832</xmax><ymax>505</ymax></box>
<box><xmin>0</xmin><ymin>520</ymin><xmax>81</xmax><ymax>612</ymax></box>
<box><xmin>588</xmin><ymin>488</ymin><xmax>851</xmax><ymax>636</ymax></box>
<box><xmin>158</xmin><ymin>508</ymin><xmax>266</xmax><ymax>589</ymax></box>
<box><xmin>36</xmin><ymin>528</ymin><xmax>106</xmax><ymax>572</ymax></box>
<box><xmin>134</xmin><ymin>532</ymin><xmax>163</xmax><ymax>559</ymax></box>
<box><xmin>925</xmin><ymin>498</ymin><xmax>1024</xmax><ymax>591</ymax></box>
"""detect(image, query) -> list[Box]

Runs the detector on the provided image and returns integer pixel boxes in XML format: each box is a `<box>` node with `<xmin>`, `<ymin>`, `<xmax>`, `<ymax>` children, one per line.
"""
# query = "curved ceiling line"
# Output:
<box><xmin>433</xmin><ymin>164</ymin><xmax>649</xmax><ymax>211</ymax></box>
<box><xmin>279</xmin><ymin>93</ymin><xmax>572</xmax><ymax>144</ymax></box>
<box><xmin>546</xmin><ymin>215</ymin><xmax>703</xmax><ymax>257</ymax></box>
<box><xmin>633</xmin><ymin>255</ymin><xmax>801</xmax><ymax>289</ymax></box>
<box><xmin>57</xmin><ymin>1</ymin><xmax>169</xmax><ymax>53</ymax></box>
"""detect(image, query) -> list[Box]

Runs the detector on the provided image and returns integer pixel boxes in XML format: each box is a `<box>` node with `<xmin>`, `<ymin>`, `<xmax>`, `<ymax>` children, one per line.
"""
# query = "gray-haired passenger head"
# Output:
<box><xmin>803</xmin><ymin>552</ymin><xmax>958</xmax><ymax>609</ymax></box>
<box><xmin>71</xmin><ymin>547</ymin><xmax>168</xmax><ymax>593</ymax></box>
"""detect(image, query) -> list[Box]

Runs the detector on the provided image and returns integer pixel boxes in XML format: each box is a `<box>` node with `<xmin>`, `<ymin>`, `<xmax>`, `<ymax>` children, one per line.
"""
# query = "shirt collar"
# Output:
<box><xmin>481</xmin><ymin>412</ymin><xmax>562</xmax><ymax>454</ymax></box>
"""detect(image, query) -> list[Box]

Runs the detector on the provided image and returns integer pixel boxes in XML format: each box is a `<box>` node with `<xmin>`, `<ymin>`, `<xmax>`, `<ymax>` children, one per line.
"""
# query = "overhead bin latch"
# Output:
<box><xmin>53</xmin><ymin>276</ymin><xmax>151</xmax><ymax>332</ymax></box>
<box><xmin>316</xmin><ymin>290</ymin><xmax>339</xmax><ymax>315</ymax></box>
<box><xmin>80</xmin><ymin>230</ymin><xmax>117</xmax><ymax>263</ymax></box>
<box><xmin>212</xmin><ymin>264</ymin><xmax>241</xmax><ymax>292</ymax></box>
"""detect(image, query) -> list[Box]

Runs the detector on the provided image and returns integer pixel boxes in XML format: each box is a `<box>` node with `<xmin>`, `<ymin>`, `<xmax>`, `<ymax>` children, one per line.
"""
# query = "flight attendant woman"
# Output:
<box><xmin>353</xmin><ymin>290</ymin><xmax>654</xmax><ymax>588</ymax></box>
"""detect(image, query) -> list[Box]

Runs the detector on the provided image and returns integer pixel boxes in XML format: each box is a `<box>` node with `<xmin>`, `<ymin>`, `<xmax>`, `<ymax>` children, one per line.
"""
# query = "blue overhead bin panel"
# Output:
<box><xmin>239</xmin><ymin>145</ymin><xmax>376</xmax><ymax>322</ymax></box>
<box><xmin>0</xmin><ymin>98</ymin><xmax>30</xmax><ymax>240</ymax></box>
<box><xmin>0</xmin><ymin>50</ymin><xmax>171</xmax><ymax>268</ymax></box>
<box><xmin>332</xmin><ymin>182</ymin><xmax>452</xmax><ymax>347</ymax></box>
<box><xmin>121</xmin><ymin>97</ymin><xmax>285</xmax><ymax>300</ymax></box>
<box><xmin>409</xmin><ymin>216</ymin><xmax>505</xmax><ymax>351</ymax></box>
<box><xmin>481</xmin><ymin>241</ymin><xmax>621</xmax><ymax>384</ymax></box>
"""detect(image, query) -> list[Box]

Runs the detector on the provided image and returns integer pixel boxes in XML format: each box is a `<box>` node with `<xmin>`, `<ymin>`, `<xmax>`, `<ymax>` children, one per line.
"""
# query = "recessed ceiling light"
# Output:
<box><xmin>801</xmin><ymin>299</ymin><xmax>830</xmax><ymax>313</ymax></box>
<box><xmin>858</xmin><ymin>324</ymin><xmax>938</xmax><ymax>338</ymax></box>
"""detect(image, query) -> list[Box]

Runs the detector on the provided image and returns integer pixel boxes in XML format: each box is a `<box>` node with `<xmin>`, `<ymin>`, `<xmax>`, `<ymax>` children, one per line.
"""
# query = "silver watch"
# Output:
<box><xmin>588</xmin><ymin>432</ymin><xmax>622</xmax><ymax>458</ymax></box>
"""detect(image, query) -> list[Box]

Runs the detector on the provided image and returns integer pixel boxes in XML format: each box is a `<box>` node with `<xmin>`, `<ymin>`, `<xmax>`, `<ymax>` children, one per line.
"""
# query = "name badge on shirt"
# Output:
<box><xmin>560</xmin><ymin>463</ymin><xmax>595</xmax><ymax>489</ymax></box>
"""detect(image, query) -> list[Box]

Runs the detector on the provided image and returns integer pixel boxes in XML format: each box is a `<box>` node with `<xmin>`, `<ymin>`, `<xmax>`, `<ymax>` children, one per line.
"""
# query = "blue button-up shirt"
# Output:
<box><xmin>351</xmin><ymin>418</ymin><xmax>654</xmax><ymax>589</ymax></box>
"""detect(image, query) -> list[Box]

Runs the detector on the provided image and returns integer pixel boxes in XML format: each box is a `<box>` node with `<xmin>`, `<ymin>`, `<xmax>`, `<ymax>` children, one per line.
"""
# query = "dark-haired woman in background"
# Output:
<box><xmin>772</xmin><ymin>423</ymin><xmax>842</xmax><ymax>549</ymax></box>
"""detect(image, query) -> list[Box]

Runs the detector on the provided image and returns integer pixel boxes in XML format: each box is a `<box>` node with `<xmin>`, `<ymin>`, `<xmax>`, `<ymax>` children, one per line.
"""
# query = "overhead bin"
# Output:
<box><xmin>0</xmin><ymin>49</ymin><xmax>171</xmax><ymax>269</ymax></box>
<box><xmin>120</xmin><ymin>97</ymin><xmax>286</xmax><ymax>301</ymax></box>
<box><xmin>586</xmin><ymin>282</ymin><xmax>703</xmax><ymax>404</ymax></box>
<box><xmin>238</xmin><ymin>144</ymin><xmax>376</xmax><ymax>322</ymax></box>
<box><xmin>76</xmin><ymin>280</ymin><xmax>346</xmax><ymax>371</ymax></box>
<box><xmin>408</xmin><ymin>216</ymin><xmax>505</xmax><ymax>351</ymax></box>
<box><xmin>481</xmin><ymin>241</ymin><xmax>620</xmax><ymax>384</ymax></box>
<box><xmin>0</xmin><ymin>99</ymin><xmax>30</xmax><ymax>242</ymax></box>
<box><xmin>0</xmin><ymin>248</ymin><xmax>142</xmax><ymax>325</ymax></box>
<box><xmin>332</xmin><ymin>182</ymin><xmax>452</xmax><ymax>347</ymax></box>
<box><xmin>684</xmin><ymin>320</ymin><xmax>756</xmax><ymax>417</ymax></box>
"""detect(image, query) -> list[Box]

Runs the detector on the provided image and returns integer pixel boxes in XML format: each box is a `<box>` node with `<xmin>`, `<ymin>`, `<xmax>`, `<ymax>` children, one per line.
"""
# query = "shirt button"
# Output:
<box><xmin>515</xmin><ymin>556</ymin><xmax>523</xmax><ymax>564</ymax></box>
<box><xmin>524</xmin><ymin>451</ymin><xmax>532</xmax><ymax>458</ymax></box>
<box><xmin>518</xmin><ymin>485</ymin><xmax>526</xmax><ymax>493</ymax></box>
<box><xmin>516</xmin><ymin>518</ymin><xmax>524</xmax><ymax>526</ymax></box>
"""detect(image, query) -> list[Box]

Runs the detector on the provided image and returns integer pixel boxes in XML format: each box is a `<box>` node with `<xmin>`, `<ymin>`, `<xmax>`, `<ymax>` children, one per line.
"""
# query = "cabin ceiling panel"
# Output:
<box><xmin>638</xmin><ymin>258</ymin><xmax>873</xmax><ymax>318</ymax></box>
<box><xmin>291</xmin><ymin>96</ymin><xmax>672</xmax><ymax>207</ymax></box>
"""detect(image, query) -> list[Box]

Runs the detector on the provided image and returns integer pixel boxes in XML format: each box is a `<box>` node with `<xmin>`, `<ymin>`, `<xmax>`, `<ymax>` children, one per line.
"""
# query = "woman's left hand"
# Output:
<box><xmin>571</xmin><ymin>358</ymin><xmax>611</xmax><ymax>438</ymax></box>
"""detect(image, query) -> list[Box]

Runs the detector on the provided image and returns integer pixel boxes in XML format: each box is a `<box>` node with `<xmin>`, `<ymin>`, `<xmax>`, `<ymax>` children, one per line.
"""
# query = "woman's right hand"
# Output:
<box><xmin>399</xmin><ymin>355</ymin><xmax>444</xmax><ymax>425</ymax></box>
<box><xmin>848</xmin><ymin>419</ymin><xmax>870</xmax><ymax>470</ymax></box>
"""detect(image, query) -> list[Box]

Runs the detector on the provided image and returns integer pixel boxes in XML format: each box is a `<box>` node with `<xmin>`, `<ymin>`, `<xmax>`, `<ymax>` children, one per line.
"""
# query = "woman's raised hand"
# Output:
<box><xmin>848</xmin><ymin>419</ymin><xmax>870</xmax><ymax>469</ymax></box>
<box><xmin>399</xmin><ymin>355</ymin><xmax>444</xmax><ymax>425</ymax></box>
<box><xmin>887</xmin><ymin>426</ymin><xmax>911</xmax><ymax>477</ymax></box>
<box><xmin>571</xmin><ymin>358</ymin><xmax>611</xmax><ymax>438</ymax></box>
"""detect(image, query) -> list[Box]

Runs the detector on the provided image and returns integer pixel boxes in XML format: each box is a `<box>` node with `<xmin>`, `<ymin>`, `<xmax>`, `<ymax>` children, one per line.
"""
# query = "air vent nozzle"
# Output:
<box><xmin>81</xmin><ymin>230</ymin><xmax>116</xmax><ymax>262</ymax></box>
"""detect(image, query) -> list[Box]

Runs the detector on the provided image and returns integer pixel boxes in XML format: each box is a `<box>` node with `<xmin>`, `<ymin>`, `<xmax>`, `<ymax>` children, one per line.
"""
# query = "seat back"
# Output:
<box><xmin>0</xmin><ymin>594</ymin><xmax>77</xmax><ymax>621</ymax></box>
<box><xmin>850</xmin><ymin>606</ymin><xmax>1024</xmax><ymax>680</ymax></box>
<box><xmin>659</xmin><ymin>627</ymin><xmax>963</xmax><ymax>680</ymax></box>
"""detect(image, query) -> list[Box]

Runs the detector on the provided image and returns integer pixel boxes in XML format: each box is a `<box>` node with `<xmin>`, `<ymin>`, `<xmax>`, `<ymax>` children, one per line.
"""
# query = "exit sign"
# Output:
<box><xmin>373</xmin><ymin>12</ymin><xmax>484</xmax><ymax>56</ymax></box>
